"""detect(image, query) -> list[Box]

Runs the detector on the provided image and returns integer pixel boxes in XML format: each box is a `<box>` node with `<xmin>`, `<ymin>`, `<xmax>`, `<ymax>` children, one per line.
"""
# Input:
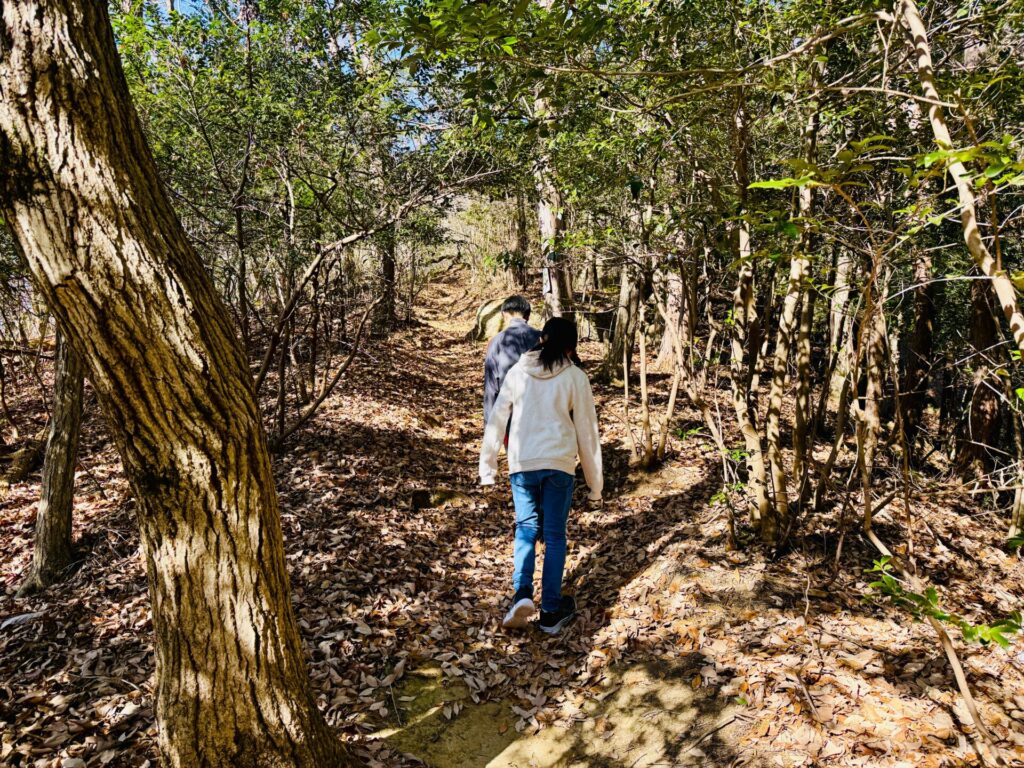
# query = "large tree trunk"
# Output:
<box><xmin>18</xmin><ymin>329</ymin><xmax>84</xmax><ymax>595</ymax></box>
<box><xmin>0</xmin><ymin>3</ymin><xmax>351</xmax><ymax>766</ymax></box>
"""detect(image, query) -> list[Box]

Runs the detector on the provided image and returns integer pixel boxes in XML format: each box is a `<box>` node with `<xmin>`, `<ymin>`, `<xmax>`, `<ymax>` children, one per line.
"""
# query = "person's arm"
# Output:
<box><xmin>482</xmin><ymin>337</ymin><xmax>499</xmax><ymax>426</ymax></box>
<box><xmin>480</xmin><ymin>371</ymin><xmax>515</xmax><ymax>485</ymax></box>
<box><xmin>572</xmin><ymin>370</ymin><xmax>604</xmax><ymax>501</ymax></box>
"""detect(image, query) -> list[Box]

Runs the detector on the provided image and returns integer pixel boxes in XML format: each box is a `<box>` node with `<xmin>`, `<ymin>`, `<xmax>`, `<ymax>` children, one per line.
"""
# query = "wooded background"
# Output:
<box><xmin>1</xmin><ymin>0</ymin><xmax>1024</xmax><ymax>766</ymax></box>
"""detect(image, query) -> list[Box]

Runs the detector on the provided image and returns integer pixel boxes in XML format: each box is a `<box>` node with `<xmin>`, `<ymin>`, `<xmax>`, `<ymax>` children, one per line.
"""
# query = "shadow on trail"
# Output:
<box><xmin>561</xmin><ymin>447</ymin><xmax>720</xmax><ymax>647</ymax></box>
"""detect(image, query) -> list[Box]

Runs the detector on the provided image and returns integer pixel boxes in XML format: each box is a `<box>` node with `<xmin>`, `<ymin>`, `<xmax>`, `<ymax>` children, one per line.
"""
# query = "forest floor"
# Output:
<box><xmin>2</xmin><ymin>272</ymin><xmax>1024</xmax><ymax>768</ymax></box>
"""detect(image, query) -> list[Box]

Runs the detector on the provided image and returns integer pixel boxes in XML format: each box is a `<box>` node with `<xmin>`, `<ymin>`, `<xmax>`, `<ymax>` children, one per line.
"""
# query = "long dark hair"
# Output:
<box><xmin>536</xmin><ymin>317</ymin><xmax>580</xmax><ymax>371</ymax></box>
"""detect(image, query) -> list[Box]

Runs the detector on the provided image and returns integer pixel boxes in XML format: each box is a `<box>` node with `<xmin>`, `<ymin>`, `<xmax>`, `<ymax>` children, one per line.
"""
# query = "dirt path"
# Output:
<box><xmin>2</xmin><ymin>274</ymin><xmax>1024</xmax><ymax>767</ymax></box>
<box><xmin>354</xmin><ymin>279</ymin><xmax>745</xmax><ymax>767</ymax></box>
<box><xmin>352</xmin><ymin>277</ymin><xmax>1024</xmax><ymax>768</ymax></box>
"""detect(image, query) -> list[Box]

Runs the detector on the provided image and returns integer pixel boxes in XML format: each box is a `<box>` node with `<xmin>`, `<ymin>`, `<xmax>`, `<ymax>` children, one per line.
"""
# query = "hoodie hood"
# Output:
<box><xmin>517</xmin><ymin>349</ymin><xmax>573</xmax><ymax>379</ymax></box>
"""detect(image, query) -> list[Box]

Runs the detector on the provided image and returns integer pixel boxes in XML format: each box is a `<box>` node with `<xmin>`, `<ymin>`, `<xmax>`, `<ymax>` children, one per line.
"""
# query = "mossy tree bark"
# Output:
<box><xmin>18</xmin><ymin>330</ymin><xmax>83</xmax><ymax>596</ymax></box>
<box><xmin>0</xmin><ymin>2</ymin><xmax>352</xmax><ymax>766</ymax></box>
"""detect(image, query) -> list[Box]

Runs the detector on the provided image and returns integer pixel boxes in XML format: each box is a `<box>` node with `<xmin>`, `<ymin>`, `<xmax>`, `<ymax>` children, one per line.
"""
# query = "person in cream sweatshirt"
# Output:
<box><xmin>480</xmin><ymin>317</ymin><xmax>603</xmax><ymax>635</ymax></box>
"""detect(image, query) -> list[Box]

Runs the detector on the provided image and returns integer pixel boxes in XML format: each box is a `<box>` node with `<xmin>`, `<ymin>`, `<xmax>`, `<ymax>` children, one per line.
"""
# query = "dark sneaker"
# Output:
<box><xmin>538</xmin><ymin>596</ymin><xmax>577</xmax><ymax>635</ymax></box>
<box><xmin>502</xmin><ymin>587</ymin><xmax>535</xmax><ymax>629</ymax></box>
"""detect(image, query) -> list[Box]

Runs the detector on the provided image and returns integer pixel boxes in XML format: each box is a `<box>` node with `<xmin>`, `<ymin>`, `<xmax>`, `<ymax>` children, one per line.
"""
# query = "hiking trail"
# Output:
<box><xmin>2</xmin><ymin>273</ymin><xmax>1023</xmax><ymax>768</ymax></box>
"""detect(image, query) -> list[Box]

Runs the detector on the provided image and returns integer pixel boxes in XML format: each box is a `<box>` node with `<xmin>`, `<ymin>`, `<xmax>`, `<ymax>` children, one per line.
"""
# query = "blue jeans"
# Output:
<box><xmin>510</xmin><ymin>469</ymin><xmax>574</xmax><ymax>613</ymax></box>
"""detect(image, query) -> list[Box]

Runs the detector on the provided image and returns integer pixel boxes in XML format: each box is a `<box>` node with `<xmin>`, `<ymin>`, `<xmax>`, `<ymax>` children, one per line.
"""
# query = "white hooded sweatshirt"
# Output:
<box><xmin>479</xmin><ymin>350</ymin><xmax>603</xmax><ymax>501</ymax></box>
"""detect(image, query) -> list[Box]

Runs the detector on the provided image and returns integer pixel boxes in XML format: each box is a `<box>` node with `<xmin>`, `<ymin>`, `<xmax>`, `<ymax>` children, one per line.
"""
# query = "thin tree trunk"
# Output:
<box><xmin>826</xmin><ymin>248</ymin><xmax>855</xmax><ymax>410</ymax></box>
<box><xmin>858</xmin><ymin>305</ymin><xmax>887</xmax><ymax>537</ymax></box>
<box><xmin>764</xmin><ymin>246</ymin><xmax>810</xmax><ymax>535</ymax></box>
<box><xmin>622</xmin><ymin>344</ymin><xmax>638</xmax><ymax>459</ymax></box>
<box><xmin>18</xmin><ymin>329</ymin><xmax>84</xmax><ymax>595</ymax></box>
<box><xmin>235</xmin><ymin>200</ymin><xmax>250</xmax><ymax>350</ymax></box>
<box><xmin>512</xmin><ymin>191</ymin><xmax>529</xmax><ymax>290</ymax></box>
<box><xmin>746</xmin><ymin>263</ymin><xmax>774</xmax><ymax>400</ymax></box>
<box><xmin>728</xmin><ymin>90</ymin><xmax>770</xmax><ymax>530</ymax></box>
<box><xmin>657</xmin><ymin>370</ymin><xmax>681</xmax><ymax>462</ymax></box>
<box><xmin>603</xmin><ymin>260</ymin><xmax>642</xmax><ymax>379</ymax></box>
<box><xmin>0</xmin><ymin>355</ymin><xmax>17</xmax><ymax>439</ymax></box>
<box><xmin>899</xmin><ymin>0</ymin><xmax>1024</xmax><ymax>354</ymax></box>
<box><xmin>655</xmin><ymin>266</ymin><xmax>683</xmax><ymax>371</ymax></box>
<box><xmin>0</xmin><ymin>3</ymin><xmax>351</xmax><ymax>765</ymax></box>
<box><xmin>533</xmin><ymin>37</ymin><xmax>574</xmax><ymax>321</ymax></box>
<box><xmin>957</xmin><ymin>278</ymin><xmax>1001</xmax><ymax>474</ymax></box>
<box><xmin>536</xmin><ymin>167</ymin><xmax>573</xmax><ymax>320</ymax></box>
<box><xmin>374</xmin><ymin>223</ymin><xmax>398</xmax><ymax>336</ymax></box>
<box><xmin>277</xmin><ymin>321</ymin><xmax>291</xmax><ymax>440</ymax></box>
<box><xmin>763</xmin><ymin>57</ymin><xmax>822</xmax><ymax>541</ymax></box>
<box><xmin>730</xmin><ymin>254</ymin><xmax>771</xmax><ymax>531</ymax></box>
<box><xmin>793</xmin><ymin>288</ymin><xmax>817</xmax><ymax>505</ymax></box>
<box><xmin>899</xmin><ymin>248</ymin><xmax>937</xmax><ymax>457</ymax></box>
<box><xmin>308</xmin><ymin>266</ymin><xmax>322</xmax><ymax>399</ymax></box>
<box><xmin>638</xmin><ymin>304</ymin><xmax>653</xmax><ymax>468</ymax></box>
<box><xmin>1011</xmin><ymin>473</ymin><xmax>1024</xmax><ymax>541</ymax></box>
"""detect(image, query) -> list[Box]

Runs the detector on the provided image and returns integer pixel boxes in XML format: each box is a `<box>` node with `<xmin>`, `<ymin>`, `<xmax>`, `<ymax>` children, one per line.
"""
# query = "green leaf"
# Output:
<box><xmin>512</xmin><ymin>0</ymin><xmax>531</xmax><ymax>17</ymax></box>
<box><xmin>748</xmin><ymin>176</ymin><xmax>813</xmax><ymax>190</ymax></box>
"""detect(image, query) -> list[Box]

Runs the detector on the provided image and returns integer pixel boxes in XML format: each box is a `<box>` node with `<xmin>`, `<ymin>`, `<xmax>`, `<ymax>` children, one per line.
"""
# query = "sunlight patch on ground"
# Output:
<box><xmin>376</xmin><ymin>660</ymin><xmax>744</xmax><ymax>768</ymax></box>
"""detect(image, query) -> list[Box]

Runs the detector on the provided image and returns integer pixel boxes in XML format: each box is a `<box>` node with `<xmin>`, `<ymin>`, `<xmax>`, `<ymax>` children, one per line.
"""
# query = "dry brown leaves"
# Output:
<box><xmin>1</xmin><ymin>277</ymin><xmax>1023</xmax><ymax>767</ymax></box>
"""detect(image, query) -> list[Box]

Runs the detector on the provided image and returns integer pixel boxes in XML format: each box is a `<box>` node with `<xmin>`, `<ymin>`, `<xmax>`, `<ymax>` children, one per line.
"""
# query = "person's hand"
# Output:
<box><xmin>479</xmin><ymin>482</ymin><xmax>504</xmax><ymax>504</ymax></box>
<box><xmin>587</xmin><ymin>495</ymin><xmax>604</xmax><ymax>510</ymax></box>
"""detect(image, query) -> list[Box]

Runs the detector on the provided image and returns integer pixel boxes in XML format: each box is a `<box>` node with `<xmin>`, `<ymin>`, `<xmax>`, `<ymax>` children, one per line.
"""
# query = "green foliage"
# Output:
<box><xmin>676</xmin><ymin>426</ymin><xmax>708</xmax><ymax>441</ymax></box>
<box><xmin>482</xmin><ymin>249</ymin><xmax>526</xmax><ymax>273</ymax></box>
<box><xmin>866</xmin><ymin>558</ymin><xmax>1022</xmax><ymax>649</ymax></box>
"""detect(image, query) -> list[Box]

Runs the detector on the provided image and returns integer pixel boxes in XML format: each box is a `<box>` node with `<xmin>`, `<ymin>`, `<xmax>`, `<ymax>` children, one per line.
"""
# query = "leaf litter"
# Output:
<box><xmin>0</xmin><ymin>275</ymin><xmax>1023</xmax><ymax>767</ymax></box>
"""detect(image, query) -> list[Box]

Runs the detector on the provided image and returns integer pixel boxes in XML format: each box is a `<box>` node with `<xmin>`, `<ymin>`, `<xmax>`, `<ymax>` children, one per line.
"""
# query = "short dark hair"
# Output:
<box><xmin>501</xmin><ymin>295</ymin><xmax>531</xmax><ymax>319</ymax></box>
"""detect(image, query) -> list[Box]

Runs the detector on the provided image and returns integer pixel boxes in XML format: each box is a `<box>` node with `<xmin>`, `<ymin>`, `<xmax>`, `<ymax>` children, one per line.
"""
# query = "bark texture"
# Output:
<box><xmin>19</xmin><ymin>329</ymin><xmax>83</xmax><ymax>595</ymax></box>
<box><xmin>536</xmin><ymin>165</ymin><xmax>574</xmax><ymax>320</ymax></box>
<box><xmin>0</xmin><ymin>3</ymin><xmax>350</xmax><ymax>766</ymax></box>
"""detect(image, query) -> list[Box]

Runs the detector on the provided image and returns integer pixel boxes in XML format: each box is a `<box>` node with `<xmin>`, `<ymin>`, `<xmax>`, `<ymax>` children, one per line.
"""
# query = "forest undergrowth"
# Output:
<box><xmin>2</xmin><ymin>273</ymin><xmax>1024</xmax><ymax>768</ymax></box>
